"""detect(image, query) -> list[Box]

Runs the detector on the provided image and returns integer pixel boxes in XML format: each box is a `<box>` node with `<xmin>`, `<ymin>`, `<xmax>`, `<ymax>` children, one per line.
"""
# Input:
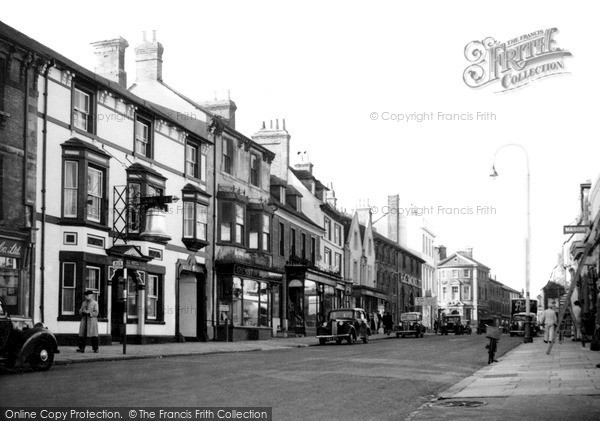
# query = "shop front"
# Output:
<box><xmin>215</xmin><ymin>262</ymin><xmax>283</xmax><ymax>341</ymax></box>
<box><xmin>0</xmin><ymin>235</ymin><xmax>29</xmax><ymax>316</ymax></box>
<box><xmin>286</xmin><ymin>266</ymin><xmax>346</xmax><ymax>337</ymax></box>
<box><xmin>351</xmin><ymin>285</ymin><xmax>388</xmax><ymax>324</ymax></box>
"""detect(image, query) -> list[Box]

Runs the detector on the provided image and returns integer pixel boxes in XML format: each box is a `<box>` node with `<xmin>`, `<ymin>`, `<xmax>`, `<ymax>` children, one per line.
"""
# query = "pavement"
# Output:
<box><xmin>54</xmin><ymin>332</ymin><xmax>391</xmax><ymax>365</ymax></box>
<box><xmin>408</xmin><ymin>337</ymin><xmax>600</xmax><ymax>421</ymax></box>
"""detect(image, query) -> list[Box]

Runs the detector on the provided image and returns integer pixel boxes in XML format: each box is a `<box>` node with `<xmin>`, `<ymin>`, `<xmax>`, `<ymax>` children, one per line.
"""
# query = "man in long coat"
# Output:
<box><xmin>77</xmin><ymin>290</ymin><xmax>99</xmax><ymax>353</ymax></box>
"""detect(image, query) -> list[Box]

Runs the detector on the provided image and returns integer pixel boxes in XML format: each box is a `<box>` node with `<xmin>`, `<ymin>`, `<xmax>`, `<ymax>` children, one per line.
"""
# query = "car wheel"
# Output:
<box><xmin>29</xmin><ymin>341</ymin><xmax>54</xmax><ymax>371</ymax></box>
<box><xmin>347</xmin><ymin>332</ymin><xmax>356</xmax><ymax>345</ymax></box>
<box><xmin>319</xmin><ymin>338</ymin><xmax>327</xmax><ymax>345</ymax></box>
<box><xmin>401</xmin><ymin>335</ymin><xmax>405</xmax><ymax>338</ymax></box>
<box><xmin>362</xmin><ymin>335</ymin><xmax>369</xmax><ymax>344</ymax></box>
<box><xmin>336</xmin><ymin>338</ymin><xmax>343</xmax><ymax>345</ymax></box>
<box><xmin>396</xmin><ymin>333</ymin><xmax>400</xmax><ymax>338</ymax></box>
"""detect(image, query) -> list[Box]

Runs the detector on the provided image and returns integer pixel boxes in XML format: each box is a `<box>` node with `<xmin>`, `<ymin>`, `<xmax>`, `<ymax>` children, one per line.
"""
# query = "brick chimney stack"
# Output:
<box><xmin>201</xmin><ymin>91</ymin><xmax>237</xmax><ymax>129</ymax></box>
<box><xmin>134</xmin><ymin>30</ymin><xmax>164</xmax><ymax>82</ymax></box>
<box><xmin>91</xmin><ymin>37</ymin><xmax>129</xmax><ymax>87</ymax></box>
<box><xmin>252</xmin><ymin>118</ymin><xmax>291</xmax><ymax>182</ymax></box>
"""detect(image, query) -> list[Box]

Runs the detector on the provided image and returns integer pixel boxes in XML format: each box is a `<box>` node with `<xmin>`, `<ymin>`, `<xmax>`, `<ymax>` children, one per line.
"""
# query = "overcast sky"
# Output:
<box><xmin>2</xmin><ymin>0</ymin><xmax>598</xmax><ymax>296</ymax></box>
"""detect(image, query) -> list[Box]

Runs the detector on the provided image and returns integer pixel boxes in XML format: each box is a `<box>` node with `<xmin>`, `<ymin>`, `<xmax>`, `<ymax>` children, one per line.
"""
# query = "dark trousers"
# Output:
<box><xmin>78</xmin><ymin>335</ymin><xmax>99</xmax><ymax>351</ymax></box>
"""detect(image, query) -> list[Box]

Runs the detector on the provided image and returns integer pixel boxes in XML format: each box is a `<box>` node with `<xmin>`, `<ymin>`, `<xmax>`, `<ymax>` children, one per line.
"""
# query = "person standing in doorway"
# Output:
<box><xmin>77</xmin><ymin>290</ymin><xmax>99</xmax><ymax>353</ymax></box>
<box><xmin>540</xmin><ymin>304</ymin><xmax>558</xmax><ymax>344</ymax></box>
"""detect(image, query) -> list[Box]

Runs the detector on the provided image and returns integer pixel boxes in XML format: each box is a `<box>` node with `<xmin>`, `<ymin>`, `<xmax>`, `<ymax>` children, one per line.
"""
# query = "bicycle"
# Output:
<box><xmin>484</xmin><ymin>325</ymin><xmax>501</xmax><ymax>364</ymax></box>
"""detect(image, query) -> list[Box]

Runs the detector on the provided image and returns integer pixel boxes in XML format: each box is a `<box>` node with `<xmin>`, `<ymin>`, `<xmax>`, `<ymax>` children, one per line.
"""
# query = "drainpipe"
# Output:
<box><xmin>22</xmin><ymin>55</ymin><xmax>34</xmax><ymax>318</ymax></box>
<box><xmin>209</xmin><ymin>116</ymin><xmax>224</xmax><ymax>340</ymax></box>
<box><xmin>39</xmin><ymin>60</ymin><xmax>52</xmax><ymax>323</ymax></box>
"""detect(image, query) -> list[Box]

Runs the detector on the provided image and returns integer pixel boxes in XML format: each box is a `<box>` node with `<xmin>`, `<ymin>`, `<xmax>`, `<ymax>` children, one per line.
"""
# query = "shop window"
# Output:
<box><xmin>61</xmin><ymin>139</ymin><xmax>110</xmax><ymax>227</ymax></box>
<box><xmin>134</xmin><ymin>115</ymin><xmax>153</xmax><ymax>158</ymax></box>
<box><xmin>229</xmin><ymin>277</ymin><xmax>270</xmax><ymax>327</ymax></box>
<box><xmin>304</xmin><ymin>280</ymin><xmax>320</xmax><ymax>328</ymax></box>
<box><xmin>72</xmin><ymin>84</ymin><xmax>95</xmax><ymax>134</ymax></box>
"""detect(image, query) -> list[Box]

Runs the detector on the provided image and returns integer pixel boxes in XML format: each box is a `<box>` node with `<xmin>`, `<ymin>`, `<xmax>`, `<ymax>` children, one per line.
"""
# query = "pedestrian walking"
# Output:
<box><xmin>382</xmin><ymin>311</ymin><xmax>393</xmax><ymax>335</ymax></box>
<box><xmin>77</xmin><ymin>290</ymin><xmax>99</xmax><ymax>353</ymax></box>
<box><xmin>571</xmin><ymin>300</ymin><xmax>582</xmax><ymax>341</ymax></box>
<box><xmin>540</xmin><ymin>304</ymin><xmax>558</xmax><ymax>343</ymax></box>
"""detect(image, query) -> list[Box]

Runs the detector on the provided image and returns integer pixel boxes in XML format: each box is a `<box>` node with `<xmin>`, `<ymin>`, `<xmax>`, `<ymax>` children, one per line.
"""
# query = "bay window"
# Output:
<box><xmin>217</xmin><ymin>193</ymin><xmax>248</xmax><ymax>246</ymax></box>
<box><xmin>61</xmin><ymin>139</ymin><xmax>110</xmax><ymax>227</ymax></box>
<box><xmin>181</xmin><ymin>183</ymin><xmax>210</xmax><ymax>251</ymax></box>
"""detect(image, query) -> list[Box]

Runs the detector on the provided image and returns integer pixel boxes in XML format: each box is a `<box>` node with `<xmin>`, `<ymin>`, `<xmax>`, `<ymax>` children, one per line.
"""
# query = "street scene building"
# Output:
<box><xmin>1</xmin><ymin>18</ymin><xmax>594</xmax><ymax>349</ymax></box>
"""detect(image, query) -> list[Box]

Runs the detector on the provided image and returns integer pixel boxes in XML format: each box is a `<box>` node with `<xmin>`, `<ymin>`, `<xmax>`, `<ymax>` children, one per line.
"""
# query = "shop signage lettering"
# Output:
<box><xmin>0</xmin><ymin>241</ymin><xmax>22</xmax><ymax>258</ymax></box>
<box><xmin>234</xmin><ymin>265</ymin><xmax>282</xmax><ymax>280</ymax></box>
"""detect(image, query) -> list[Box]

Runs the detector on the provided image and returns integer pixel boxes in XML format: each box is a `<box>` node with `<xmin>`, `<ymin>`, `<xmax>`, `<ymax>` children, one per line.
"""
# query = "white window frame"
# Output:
<box><xmin>86</xmin><ymin>167</ymin><xmax>103</xmax><ymax>223</ymax></box>
<box><xmin>147</xmin><ymin>274</ymin><xmax>159</xmax><ymax>320</ymax></box>
<box><xmin>73</xmin><ymin>88</ymin><xmax>91</xmax><ymax>132</ymax></box>
<box><xmin>63</xmin><ymin>161</ymin><xmax>78</xmax><ymax>218</ymax></box>
<box><xmin>61</xmin><ymin>262</ymin><xmax>76</xmax><ymax>315</ymax></box>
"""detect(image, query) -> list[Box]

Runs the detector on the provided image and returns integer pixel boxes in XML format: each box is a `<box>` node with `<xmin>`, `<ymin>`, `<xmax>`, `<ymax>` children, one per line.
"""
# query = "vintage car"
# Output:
<box><xmin>394</xmin><ymin>312</ymin><xmax>424</xmax><ymax>338</ymax></box>
<box><xmin>509</xmin><ymin>312</ymin><xmax>539</xmax><ymax>337</ymax></box>
<box><xmin>0</xmin><ymin>297</ymin><xmax>59</xmax><ymax>371</ymax></box>
<box><xmin>441</xmin><ymin>315</ymin><xmax>466</xmax><ymax>335</ymax></box>
<box><xmin>316</xmin><ymin>308</ymin><xmax>371</xmax><ymax>345</ymax></box>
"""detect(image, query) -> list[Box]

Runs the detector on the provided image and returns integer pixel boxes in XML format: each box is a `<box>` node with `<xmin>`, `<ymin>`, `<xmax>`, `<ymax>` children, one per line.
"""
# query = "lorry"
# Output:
<box><xmin>510</xmin><ymin>298</ymin><xmax>539</xmax><ymax>337</ymax></box>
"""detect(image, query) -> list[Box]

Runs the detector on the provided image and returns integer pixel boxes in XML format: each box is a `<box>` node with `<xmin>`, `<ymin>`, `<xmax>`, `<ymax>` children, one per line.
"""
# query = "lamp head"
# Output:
<box><xmin>489</xmin><ymin>166</ymin><xmax>498</xmax><ymax>178</ymax></box>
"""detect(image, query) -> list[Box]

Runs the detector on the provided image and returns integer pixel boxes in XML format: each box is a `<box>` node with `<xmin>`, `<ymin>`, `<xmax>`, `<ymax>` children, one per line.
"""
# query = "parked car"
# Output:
<box><xmin>509</xmin><ymin>312</ymin><xmax>539</xmax><ymax>337</ymax></box>
<box><xmin>316</xmin><ymin>308</ymin><xmax>371</xmax><ymax>345</ymax></box>
<box><xmin>442</xmin><ymin>315</ymin><xmax>465</xmax><ymax>335</ymax></box>
<box><xmin>0</xmin><ymin>297</ymin><xmax>59</xmax><ymax>371</ymax></box>
<box><xmin>394</xmin><ymin>312</ymin><xmax>424</xmax><ymax>338</ymax></box>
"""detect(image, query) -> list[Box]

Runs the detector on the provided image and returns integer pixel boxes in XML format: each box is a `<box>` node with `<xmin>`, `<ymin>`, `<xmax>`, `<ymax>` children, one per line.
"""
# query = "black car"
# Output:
<box><xmin>393</xmin><ymin>312</ymin><xmax>424</xmax><ymax>338</ymax></box>
<box><xmin>316</xmin><ymin>308</ymin><xmax>371</xmax><ymax>345</ymax></box>
<box><xmin>442</xmin><ymin>315</ymin><xmax>466</xmax><ymax>335</ymax></box>
<box><xmin>509</xmin><ymin>312</ymin><xmax>539</xmax><ymax>337</ymax></box>
<box><xmin>0</xmin><ymin>297</ymin><xmax>59</xmax><ymax>371</ymax></box>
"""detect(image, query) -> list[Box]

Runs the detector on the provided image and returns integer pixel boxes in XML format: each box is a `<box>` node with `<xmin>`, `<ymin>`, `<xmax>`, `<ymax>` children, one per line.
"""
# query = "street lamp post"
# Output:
<box><xmin>490</xmin><ymin>143</ymin><xmax>533</xmax><ymax>344</ymax></box>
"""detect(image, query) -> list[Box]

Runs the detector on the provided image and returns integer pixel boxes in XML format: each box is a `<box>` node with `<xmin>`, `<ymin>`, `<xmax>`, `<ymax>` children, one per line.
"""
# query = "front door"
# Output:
<box><xmin>288</xmin><ymin>286</ymin><xmax>304</xmax><ymax>335</ymax></box>
<box><xmin>110</xmin><ymin>270</ymin><xmax>125</xmax><ymax>341</ymax></box>
<box><xmin>179</xmin><ymin>273</ymin><xmax>197</xmax><ymax>338</ymax></box>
